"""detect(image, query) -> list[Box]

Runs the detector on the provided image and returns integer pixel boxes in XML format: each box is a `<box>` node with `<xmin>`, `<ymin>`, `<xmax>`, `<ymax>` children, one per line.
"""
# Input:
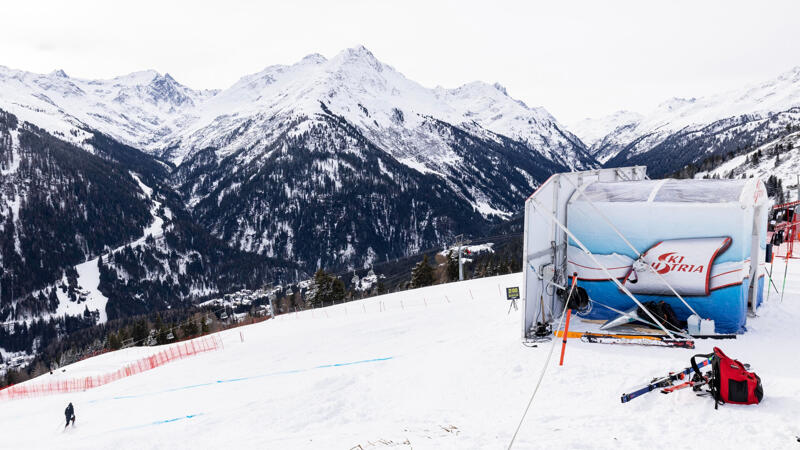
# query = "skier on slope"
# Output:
<box><xmin>64</xmin><ymin>402</ymin><xmax>76</xmax><ymax>428</ymax></box>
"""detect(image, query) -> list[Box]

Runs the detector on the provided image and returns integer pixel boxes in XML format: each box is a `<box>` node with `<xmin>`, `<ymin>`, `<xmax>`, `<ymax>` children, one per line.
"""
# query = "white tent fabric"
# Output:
<box><xmin>523</xmin><ymin>168</ymin><xmax>769</xmax><ymax>338</ymax></box>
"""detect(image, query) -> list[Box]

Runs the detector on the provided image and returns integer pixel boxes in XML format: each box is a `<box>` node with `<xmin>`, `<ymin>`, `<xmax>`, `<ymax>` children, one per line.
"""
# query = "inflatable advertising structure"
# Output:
<box><xmin>522</xmin><ymin>168</ymin><xmax>768</xmax><ymax>338</ymax></box>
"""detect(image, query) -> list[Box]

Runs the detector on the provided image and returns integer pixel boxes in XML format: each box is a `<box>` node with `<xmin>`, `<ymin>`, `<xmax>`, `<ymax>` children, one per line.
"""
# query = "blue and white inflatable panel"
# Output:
<box><xmin>565</xmin><ymin>179</ymin><xmax>769</xmax><ymax>333</ymax></box>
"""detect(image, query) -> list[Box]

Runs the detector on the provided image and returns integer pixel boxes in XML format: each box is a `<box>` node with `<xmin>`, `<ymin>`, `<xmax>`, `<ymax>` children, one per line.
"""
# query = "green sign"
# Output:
<box><xmin>506</xmin><ymin>286</ymin><xmax>520</xmax><ymax>300</ymax></box>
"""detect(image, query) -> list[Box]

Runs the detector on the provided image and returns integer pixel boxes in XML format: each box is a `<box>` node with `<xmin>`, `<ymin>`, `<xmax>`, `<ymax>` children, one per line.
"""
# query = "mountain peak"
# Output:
<box><xmin>114</xmin><ymin>69</ymin><xmax>162</xmax><ymax>85</ymax></box>
<box><xmin>777</xmin><ymin>65</ymin><xmax>800</xmax><ymax>83</ymax></box>
<box><xmin>301</xmin><ymin>53</ymin><xmax>327</xmax><ymax>65</ymax></box>
<box><xmin>492</xmin><ymin>82</ymin><xmax>508</xmax><ymax>96</ymax></box>
<box><xmin>331</xmin><ymin>45</ymin><xmax>382</xmax><ymax>69</ymax></box>
<box><xmin>657</xmin><ymin>97</ymin><xmax>697</xmax><ymax>111</ymax></box>
<box><xmin>341</xmin><ymin>45</ymin><xmax>375</xmax><ymax>58</ymax></box>
<box><xmin>50</xmin><ymin>69</ymin><xmax>68</xmax><ymax>78</ymax></box>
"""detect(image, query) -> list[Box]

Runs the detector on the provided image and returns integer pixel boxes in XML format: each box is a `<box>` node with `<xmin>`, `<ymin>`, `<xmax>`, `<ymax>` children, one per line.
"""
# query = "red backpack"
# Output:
<box><xmin>692</xmin><ymin>347</ymin><xmax>763</xmax><ymax>408</ymax></box>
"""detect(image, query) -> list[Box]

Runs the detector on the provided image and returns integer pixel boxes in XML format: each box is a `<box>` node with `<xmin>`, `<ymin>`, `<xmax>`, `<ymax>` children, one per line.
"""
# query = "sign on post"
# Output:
<box><xmin>506</xmin><ymin>286</ymin><xmax>520</xmax><ymax>313</ymax></box>
<box><xmin>506</xmin><ymin>287</ymin><xmax>520</xmax><ymax>300</ymax></box>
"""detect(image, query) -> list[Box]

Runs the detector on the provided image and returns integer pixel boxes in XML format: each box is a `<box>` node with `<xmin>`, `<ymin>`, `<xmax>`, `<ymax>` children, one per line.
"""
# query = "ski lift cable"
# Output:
<box><xmin>507</xmin><ymin>278</ymin><xmax>574</xmax><ymax>450</ymax></box>
<box><xmin>561</xmin><ymin>176</ymin><xmax>703</xmax><ymax>319</ymax></box>
<box><xmin>527</xmin><ymin>195</ymin><xmax>676</xmax><ymax>338</ymax></box>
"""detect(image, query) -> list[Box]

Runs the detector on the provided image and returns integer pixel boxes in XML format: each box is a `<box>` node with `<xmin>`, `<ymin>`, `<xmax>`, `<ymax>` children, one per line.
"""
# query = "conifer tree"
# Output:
<box><xmin>309</xmin><ymin>269</ymin><xmax>345</xmax><ymax>307</ymax></box>
<box><xmin>410</xmin><ymin>255</ymin><xmax>434</xmax><ymax>288</ymax></box>
<box><xmin>446</xmin><ymin>251</ymin><xmax>459</xmax><ymax>282</ymax></box>
<box><xmin>108</xmin><ymin>332</ymin><xmax>121</xmax><ymax>350</ymax></box>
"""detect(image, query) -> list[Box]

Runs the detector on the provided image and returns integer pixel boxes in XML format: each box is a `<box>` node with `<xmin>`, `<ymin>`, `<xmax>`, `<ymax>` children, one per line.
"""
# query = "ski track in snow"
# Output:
<box><xmin>85</xmin><ymin>356</ymin><xmax>394</xmax><ymax>404</ymax></box>
<box><xmin>2</xmin><ymin>265</ymin><xmax>799</xmax><ymax>449</ymax></box>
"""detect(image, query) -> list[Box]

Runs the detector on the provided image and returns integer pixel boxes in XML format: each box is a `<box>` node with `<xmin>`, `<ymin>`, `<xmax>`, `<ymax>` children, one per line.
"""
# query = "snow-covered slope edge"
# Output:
<box><xmin>3</xmin><ymin>267</ymin><xmax>799</xmax><ymax>449</ymax></box>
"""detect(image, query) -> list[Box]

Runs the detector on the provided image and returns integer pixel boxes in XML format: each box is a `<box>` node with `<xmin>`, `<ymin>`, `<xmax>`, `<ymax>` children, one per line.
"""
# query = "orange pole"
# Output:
<box><xmin>559</xmin><ymin>309</ymin><xmax>573</xmax><ymax>366</ymax></box>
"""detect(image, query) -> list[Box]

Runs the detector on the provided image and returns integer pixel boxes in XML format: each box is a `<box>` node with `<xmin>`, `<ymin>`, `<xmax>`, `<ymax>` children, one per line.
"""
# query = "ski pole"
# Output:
<box><xmin>765</xmin><ymin>250</ymin><xmax>778</xmax><ymax>303</ymax></box>
<box><xmin>780</xmin><ymin>252</ymin><xmax>790</xmax><ymax>303</ymax></box>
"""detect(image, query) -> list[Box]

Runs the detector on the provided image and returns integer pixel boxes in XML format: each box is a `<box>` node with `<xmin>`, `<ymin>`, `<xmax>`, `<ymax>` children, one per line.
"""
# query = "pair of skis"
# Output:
<box><xmin>620</xmin><ymin>356</ymin><xmax>711</xmax><ymax>403</ymax></box>
<box><xmin>580</xmin><ymin>332</ymin><xmax>695</xmax><ymax>349</ymax></box>
<box><xmin>660</xmin><ymin>377</ymin><xmax>708</xmax><ymax>394</ymax></box>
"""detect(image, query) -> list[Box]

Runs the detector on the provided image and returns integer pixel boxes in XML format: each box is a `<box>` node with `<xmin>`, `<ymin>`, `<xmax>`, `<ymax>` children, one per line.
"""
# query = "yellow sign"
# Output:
<box><xmin>506</xmin><ymin>286</ymin><xmax>520</xmax><ymax>300</ymax></box>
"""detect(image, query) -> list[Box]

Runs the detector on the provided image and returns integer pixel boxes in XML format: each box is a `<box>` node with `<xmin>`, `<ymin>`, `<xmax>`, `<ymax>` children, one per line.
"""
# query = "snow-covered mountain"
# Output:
<box><xmin>0</xmin><ymin>47</ymin><xmax>593</xmax><ymax>173</ymax></box>
<box><xmin>568</xmin><ymin>110</ymin><xmax>644</xmax><ymax>163</ymax></box>
<box><xmin>0</xmin><ymin>109</ymin><xmax>296</xmax><ymax>330</ymax></box>
<box><xmin>0</xmin><ymin>66</ymin><xmax>215</xmax><ymax>153</ymax></box>
<box><xmin>154</xmin><ymin>46</ymin><xmax>592</xmax><ymax>171</ymax></box>
<box><xmin>579</xmin><ymin>66</ymin><xmax>800</xmax><ymax>174</ymax></box>
<box><xmin>163</xmin><ymin>47</ymin><xmax>596</xmax><ymax>269</ymax></box>
<box><xmin>1</xmin><ymin>46</ymin><xmax>597</xmax><ymax>313</ymax></box>
<box><xmin>0</xmin><ymin>47</ymin><xmax>594</xmax><ymax>270</ymax></box>
<box><xmin>569</xmin><ymin>110</ymin><xmax>641</xmax><ymax>149</ymax></box>
<box><xmin>694</xmin><ymin>130</ymin><xmax>800</xmax><ymax>202</ymax></box>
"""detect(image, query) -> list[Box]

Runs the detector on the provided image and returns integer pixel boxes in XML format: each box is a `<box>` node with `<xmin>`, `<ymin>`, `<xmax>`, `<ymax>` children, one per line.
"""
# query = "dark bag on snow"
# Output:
<box><xmin>637</xmin><ymin>301</ymin><xmax>683</xmax><ymax>331</ymax></box>
<box><xmin>692</xmin><ymin>347</ymin><xmax>763</xmax><ymax>409</ymax></box>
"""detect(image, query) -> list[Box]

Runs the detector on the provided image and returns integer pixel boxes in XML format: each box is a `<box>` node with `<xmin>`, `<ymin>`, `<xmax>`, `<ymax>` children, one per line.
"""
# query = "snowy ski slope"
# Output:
<box><xmin>1</xmin><ymin>267</ymin><xmax>799</xmax><ymax>449</ymax></box>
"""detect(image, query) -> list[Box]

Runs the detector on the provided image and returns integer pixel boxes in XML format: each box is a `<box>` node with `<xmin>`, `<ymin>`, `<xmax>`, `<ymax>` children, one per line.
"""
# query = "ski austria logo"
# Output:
<box><xmin>650</xmin><ymin>251</ymin><xmax>706</xmax><ymax>275</ymax></box>
<box><xmin>624</xmin><ymin>237</ymin><xmax>732</xmax><ymax>296</ymax></box>
<box><xmin>566</xmin><ymin>236</ymin><xmax>748</xmax><ymax>296</ymax></box>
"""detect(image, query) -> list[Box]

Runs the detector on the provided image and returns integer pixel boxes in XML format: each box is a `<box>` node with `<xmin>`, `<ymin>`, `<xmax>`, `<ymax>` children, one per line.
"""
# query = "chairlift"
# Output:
<box><xmin>166</xmin><ymin>331</ymin><xmax>175</xmax><ymax>340</ymax></box>
<box><xmin>220</xmin><ymin>312</ymin><xmax>229</xmax><ymax>320</ymax></box>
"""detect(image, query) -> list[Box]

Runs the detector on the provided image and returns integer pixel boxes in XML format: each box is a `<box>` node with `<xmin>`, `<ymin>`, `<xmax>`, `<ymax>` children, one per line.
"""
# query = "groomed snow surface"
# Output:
<box><xmin>2</xmin><ymin>263</ymin><xmax>799</xmax><ymax>449</ymax></box>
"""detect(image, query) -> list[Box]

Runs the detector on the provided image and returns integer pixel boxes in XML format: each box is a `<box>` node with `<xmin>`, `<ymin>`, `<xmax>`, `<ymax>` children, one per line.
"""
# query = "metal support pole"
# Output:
<box><xmin>455</xmin><ymin>234</ymin><xmax>465</xmax><ymax>281</ymax></box>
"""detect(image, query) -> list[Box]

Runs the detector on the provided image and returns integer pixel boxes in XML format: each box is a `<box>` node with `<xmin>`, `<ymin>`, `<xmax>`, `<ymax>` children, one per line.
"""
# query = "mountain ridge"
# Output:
<box><xmin>574</xmin><ymin>65</ymin><xmax>800</xmax><ymax>174</ymax></box>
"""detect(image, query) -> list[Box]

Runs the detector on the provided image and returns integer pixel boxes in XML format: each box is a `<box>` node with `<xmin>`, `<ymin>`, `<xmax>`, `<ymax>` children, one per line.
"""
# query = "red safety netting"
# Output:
<box><xmin>772</xmin><ymin>200</ymin><xmax>799</xmax><ymax>259</ymax></box>
<box><xmin>0</xmin><ymin>334</ymin><xmax>222</xmax><ymax>401</ymax></box>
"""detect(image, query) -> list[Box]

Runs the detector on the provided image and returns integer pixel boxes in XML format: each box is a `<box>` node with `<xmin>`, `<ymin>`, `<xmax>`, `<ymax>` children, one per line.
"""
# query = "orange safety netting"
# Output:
<box><xmin>0</xmin><ymin>334</ymin><xmax>222</xmax><ymax>401</ymax></box>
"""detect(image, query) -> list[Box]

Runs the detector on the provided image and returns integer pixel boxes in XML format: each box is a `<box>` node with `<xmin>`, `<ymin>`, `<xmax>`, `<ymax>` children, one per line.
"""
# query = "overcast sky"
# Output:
<box><xmin>2</xmin><ymin>0</ymin><xmax>798</xmax><ymax>123</ymax></box>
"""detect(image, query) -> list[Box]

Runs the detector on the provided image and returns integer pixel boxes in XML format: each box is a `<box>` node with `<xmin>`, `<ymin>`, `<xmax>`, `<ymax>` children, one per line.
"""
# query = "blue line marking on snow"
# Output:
<box><xmin>109</xmin><ymin>413</ymin><xmax>204</xmax><ymax>433</ymax></box>
<box><xmin>88</xmin><ymin>356</ymin><xmax>393</xmax><ymax>404</ymax></box>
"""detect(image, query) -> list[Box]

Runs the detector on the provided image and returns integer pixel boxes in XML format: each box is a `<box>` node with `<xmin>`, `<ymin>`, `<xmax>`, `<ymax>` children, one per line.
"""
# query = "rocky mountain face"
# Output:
<box><xmin>1</xmin><ymin>47</ymin><xmax>595</xmax><ymax>275</ymax></box>
<box><xmin>165</xmin><ymin>47</ymin><xmax>594</xmax><ymax>270</ymax></box>
<box><xmin>573</xmin><ymin>67</ymin><xmax>800</xmax><ymax>177</ymax></box>
<box><xmin>173</xmin><ymin>107</ymin><xmax>569</xmax><ymax>270</ymax></box>
<box><xmin>0</xmin><ymin>108</ymin><xmax>297</xmax><ymax>353</ymax></box>
<box><xmin>0</xmin><ymin>66</ymin><xmax>216</xmax><ymax>153</ymax></box>
<box><xmin>1</xmin><ymin>46</ymin><xmax>597</xmax><ymax>360</ymax></box>
<box><xmin>0</xmin><ymin>110</ymin><xmax>152</xmax><ymax>314</ymax></box>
